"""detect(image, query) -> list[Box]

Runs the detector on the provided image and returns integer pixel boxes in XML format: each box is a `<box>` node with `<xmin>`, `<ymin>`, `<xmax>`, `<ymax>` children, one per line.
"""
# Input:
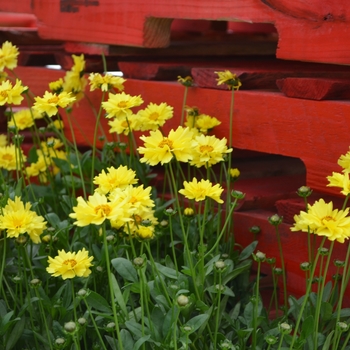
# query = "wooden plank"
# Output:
<box><xmin>192</xmin><ymin>63</ymin><xmax>350</xmax><ymax>90</ymax></box>
<box><xmin>276</xmin><ymin>78</ymin><xmax>350</xmax><ymax>100</ymax></box>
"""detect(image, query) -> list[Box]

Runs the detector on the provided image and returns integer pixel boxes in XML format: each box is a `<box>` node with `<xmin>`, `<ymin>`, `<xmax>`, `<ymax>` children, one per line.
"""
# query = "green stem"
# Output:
<box><xmin>213</xmin><ymin>272</ymin><xmax>222</xmax><ymax>350</ymax></box>
<box><xmin>275</xmin><ymin>225</ymin><xmax>288</xmax><ymax>309</ymax></box>
<box><xmin>168</xmin><ymin>215</ymin><xmax>179</xmax><ymax>275</ymax></box>
<box><xmin>252</xmin><ymin>260</ymin><xmax>262</xmax><ymax>350</ymax></box>
<box><xmin>102</xmin><ymin>223</ymin><xmax>124</xmax><ymax>350</ymax></box>
<box><xmin>180</xmin><ymin>86</ymin><xmax>189</xmax><ymax>126</ymax></box>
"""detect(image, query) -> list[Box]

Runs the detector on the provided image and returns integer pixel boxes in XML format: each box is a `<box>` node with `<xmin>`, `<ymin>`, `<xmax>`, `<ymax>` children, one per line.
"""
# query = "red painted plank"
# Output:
<box><xmin>276</xmin><ymin>78</ymin><xmax>350</xmax><ymax>100</ymax></box>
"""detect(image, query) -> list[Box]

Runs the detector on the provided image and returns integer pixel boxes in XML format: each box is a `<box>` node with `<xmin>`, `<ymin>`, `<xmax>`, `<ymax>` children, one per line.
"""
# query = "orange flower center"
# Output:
<box><xmin>48</xmin><ymin>95</ymin><xmax>59</xmax><ymax>104</ymax></box>
<box><xmin>2</xmin><ymin>154</ymin><xmax>13</xmax><ymax>161</ymax></box>
<box><xmin>63</xmin><ymin>259</ymin><xmax>77</xmax><ymax>267</ymax></box>
<box><xmin>322</xmin><ymin>216</ymin><xmax>335</xmax><ymax>224</ymax></box>
<box><xmin>118</xmin><ymin>101</ymin><xmax>128</xmax><ymax>108</ymax></box>
<box><xmin>199</xmin><ymin>145</ymin><xmax>214</xmax><ymax>153</ymax></box>
<box><xmin>158</xmin><ymin>138</ymin><xmax>173</xmax><ymax>149</ymax></box>
<box><xmin>130</xmin><ymin>196</ymin><xmax>138</xmax><ymax>204</ymax></box>
<box><xmin>148</xmin><ymin>112</ymin><xmax>159</xmax><ymax>120</ymax></box>
<box><xmin>134</xmin><ymin>214</ymin><xmax>142</xmax><ymax>224</ymax></box>
<box><xmin>94</xmin><ymin>204</ymin><xmax>111</xmax><ymax>216</ymax></box>
<box><xmin>0</xmin><ymin>90</ymin><xmax>8</xmax><ymax>98</ymax></box>
<box><xmin>121</xmin><ymin>120</ymin><xmax>129</xmax><ymax>128</ymax></box>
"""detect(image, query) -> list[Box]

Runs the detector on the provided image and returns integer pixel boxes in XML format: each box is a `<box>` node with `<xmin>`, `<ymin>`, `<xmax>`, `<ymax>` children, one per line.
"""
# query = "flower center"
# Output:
<box><xmin>199</xmin><ymin>145</ymin><xmax>214</xmax><ymax>153</ymax></box>
<box><xmin>48</xmin><ymin>95</ymin><xmax>59</xmax><ymax>104</ymax></box>
<box><xmin>322</xmin><ymin>215</ymin><xmax>335</xmax><ymax>224</ymax></box>
<box><xmin>134</xmin><ymin>214</ymin><xmax>142</xmax><ymax>224</ymax></box>
<box><xmin>130</xmin><ymin>196</ymin><xmax>138</xmax><ymax>204</ymax></box>
<box><xmin>118</xmin><ymin>101</ymin><xmax>127</xmax><ymax>108</ymax></box>
<box><xmin>158</xmin><ymin>138</ymin><xmax>173</xmax><ymax>149</ymax></box>
<box><xmin>148</xmin><ymin>112</ymin><xmax>159</xmax><ymax>120</ymax></box>
<box><xmin>2</xmin><ymin>154</ymin><xmax>13</xmax><ymax>161</ymax></box>
<box><xmin>94</xmin><ymin>204</ymin><xmax>111</xmax><ymax>216</ymax></box>
<box><xmin>0</xmin><ymin>90</ymin><xmax>8</xmax><ymax>98</ymax></box>
<box><xmin>63</xmin><ymin>259</ymin><xmax>77</xmax><ymax>267</ymax></box>
<box><xmin>121</xmin><ymin>120</ymin><xmax>129</xmax><ymax>128</ymax></box>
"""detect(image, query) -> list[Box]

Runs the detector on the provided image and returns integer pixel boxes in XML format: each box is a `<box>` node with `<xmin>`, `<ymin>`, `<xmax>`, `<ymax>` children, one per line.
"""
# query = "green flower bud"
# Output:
<box><xmin>177</xmin><ymin>294</ymin><xmax>189</xmax><ymax>307</ymax></box>
<box><xmin>64</xmin><ymin>321</ymin><xmax>77</xmax><ymax>333</ymax></box>
<box><xmin>297</xmin><ymin>186</ymin><xmax>312</xmax><ymax>198</ymax></box>
<box><xmin>279</xmin><ymin>322</ymin><xmax>292</xmax><ymax>335</ymax></box>
<box><xmin>268</xmin><ymin>214</ymin><xmax>283</xmax><ymax>226</ymax></box>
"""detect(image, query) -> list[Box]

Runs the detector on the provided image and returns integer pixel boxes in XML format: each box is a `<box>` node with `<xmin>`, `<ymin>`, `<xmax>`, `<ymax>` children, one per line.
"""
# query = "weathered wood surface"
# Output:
<box><xmin>277</xmin><ymin>78</ymin><xmax>350</xmax><ymax>100</ymax></box>
<box><xmin>1</xmin><ymin>0</ymin><xmax>350</xmax><ymax>65</ymax></box>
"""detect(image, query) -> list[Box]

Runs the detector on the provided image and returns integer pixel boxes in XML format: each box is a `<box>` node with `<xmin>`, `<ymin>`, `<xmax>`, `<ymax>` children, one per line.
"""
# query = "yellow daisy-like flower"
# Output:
<box><xmin>94</xmin><ymin>165</ymin><xmax>138</xmax><ymax>195</ymax></box>
<box><xmin>185</xmin><ymin>114</ymin><xmax>221</xmax><ymax>134</ymax></box>
<box><xmin>0</xmin><ymin>41</ymin><xmax>19</xmax><ymax>70</ymax></box>
<box><xmin>190</xmin><ymin>134</ymin><xmax>232</xmax><ymax>168</ymax></box>
<box><xmin>230</xmin><ymin>168</ymin><xmax>240</xmax><ymax>179</ymax></box>
<box><xmin>69</xmin><ymin>192</ymin><xmax>134</xmax><ymax>227</ymax></box>
<box><xmin>179</xmin><ymin>178</ymin><xmax>224</xmax><ymax>203</ymax></box>
<box><xmin>137</xmin><ymin>102</ymin><xmax>174</xmax><ymax>131</ymax></box>
<box><xmin>49</xmin><ymin>78</ymin><xmax>64</xmax><ymax>94</ymax></box>
<box><xmin>291</xmin><ymin>198</ymin><xmax>350</xmax><ymax>243</ymax></box>
<box><xmin>338</xmin><ymin>149</ymin><xmax>350</xmax><ymax>172</ymax></box>
<box><xmin>136</xmin><ymin>225</ymin><xmax>155</xmax><ymax>240</ymax></box>
<box><xmin>0</xmin><ymin>71</ymin><xmax>8</xmax><ymax>83</ymax></box>
<box><xmin>26</xmin><ymin>153</ymin><xmax>48</xmax><ymax>179</ymax></box>
<box><xmin>0</xmin><ymin>144</ymin><xmax>26</xmax><ymax>171</ymax></box>
<box><xmin>88</xmin><ymin>73</ymin><xmax>126</xmax><ymax>92</ymax></box>
<box><xmin>71</xmin><ymin>54</ymin><xmax>85</xmax><ymax>74</ymax></box>
<box><xmin>177</xmin><ymin>75</ymin><xmax>194</xmax><ymax>87</ymax></box>
<box><xmin>0</xmin><ymin>134</ymin><xmax>7</xmax><ymax>147</ymax></box>
<box><xmin>102</xmin><ymin>92</ymin><xmax>144</xmax><ymax>119</ymax></box>
<box><xmin>8</xmin><ymin>109</ymin><xmax>36</xmax><ymax>130</ymax></box>
<box><xmin>327</xmin><ymin>172</ymin><xmax>350</xmax><ymax>196</ymax></box>
<box><xmin>33</xmin><ymin>91</ymin><xmax>76</xmax><ymax>117</ymax></box>
<box><xmin>215</xmin><ymin>70</ymin><xmax>242</xmax><ymax>90</ymax></box>
<box><xmin>0</xmin><ymin>79</ymin><xmax>27</xmax><ymax>106</ymax></box>
<box><xmin>48</xmin><ymin>119</ymin><xmax>65</xmax><ymax>130</ymax></box>
<box><xmin>109</xmin><ymin>185</ymin><xmax>155</xmax><ymax>210</ymax></box>
<box><xmin>63</xmin><ymin>70</ymin><xmax>87</xmax><ymax>101</ymax></box>
<box><xmin>0</xmin><ymin>196</ymin><xmax>47</xmax><ymax>244</ymax></box>
<box><xmin>108</xmin><ymin>114</ymin><xmax>141</xmax><ymax>135</ymax></box>
<box><xmin>138</xmin><ymin>126</ymin><xmax>194</xmax><ymax>166</ymax></box>
<box><xmin>46</xmin><ymin>248</ymin><xmax>93</xmax><ymax>280</ymax></box>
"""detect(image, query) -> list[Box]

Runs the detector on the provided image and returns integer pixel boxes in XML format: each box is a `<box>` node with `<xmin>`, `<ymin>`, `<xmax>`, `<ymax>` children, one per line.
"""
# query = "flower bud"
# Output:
<box><xmin>30</xmin><ymin>278</ymin><xmax>41</xmax><ymax>287</ymax></box>
<box><xmin>254</xmin><ymin>251</ymin><xmax>266</xmax><ymax>262</ymax></box>
<box><xmin>300</xmin><ymin>262</ymin><xmax>311</xmax><ymax>271</ymax></box>
<box><xmin>215</xmin><ymin>260</ymin><xmax>226</xmax><ymax>271</ymax></box>
<box><xmin>55</xmin><ymin>338</ymin><xmax>66</xmax><ymax>346</ymax></box>
<box><xmin>229</xmin><ymin>168</ymin><xmax>240</xmax><ymax>180</ymax></box>
<box><xmin>164</xmin><ymin>208</ymin><xmax>176</xmax><ymax>216</ymax></box>
<box><xmin>318</xmin><ymin>247</ymin><xmax>329</xmax><ymax>256</ymax></box>
<box><xmin>78</xmin><ymin>317</ymin><xmax>87</xmax><ymax>326</ymax></box>
<box><xmin>231</xmin><ymin>190</ymin><xmax>245</xmax><ymax>199</ymax></box>
<box><xmin>177</xmin><ymin>75</ymin><xmax>193</xmax><ymax>87</ymax></box>
<box><xmin>182</xmin><ymin>325</ymin><xmax>193</xmax><ymax>333</ymax></box>
<box><xmin>268</xmin><ymin>214</ymin><xmax>283</xmax><ymax>226</ymax></box>
<box><xmin>297</xmin><ymin>186</ymin><xmax>312</xmax><ymax>198</ymax></box>
<box><xmin>219</xmin><ymin>339</ymin><xmax>235</xmax><ymax>349</ymax></box>
<box><xmin>16</xmin><ymin>235</ymin><xmax>27</xmax><ymax>245</ymax></box>
<box><xmin>177</xmin><ymin>294</ymin><xmax>189</xmax><ymax>307</ymax></box>
<box><xmin>106</xmin><ymin>322</ymin><xmax>116</xmax><ymax>332</ymax></box>
<box><xmin>334</xmin><ymin>259</ymin><xmax>345</xmax><ymax>268</ymax></box>
<box><xmin>77</xmin><ymin>289</ymin><xmax>88</xmax><ymax>298</ymax></box>
<box><xmin>64</xmin><ymin>321</ymin><xmax>76</xmax><ymax>333</ymax></box>
<box><xmin>133</xmin><ymin>257</ymin><xmax>145</xmax><ymax>268</ymax></box>
<box><xmin>265</xmin><ymin>335</ymin><xmax>278</xmax><ymax>345</ymax></box>
<box><xmin>273</xmin><ymin>267</ymin><xmax>283</xmax><ymax>275</ymax></box>
<box><xmin>42</xmin><ymin>234</ymin><xmax>52</xmax><ymax>243</ymax></box>
<box><xmin>184</xmin><ymin>207</ymin><xmax>194</xmax><ymax>216</ymax></box>
<box><xmin>215</xmin><ymin>284</ymin><xmax>225</xmax><ymax>292</ymax></box>
<box><xmin>266</xmin><ymin>257</ymin><xmax>276</xmax><ymax>265</ymax></box>
<box><xmin>279</xmin><ymin>322</ymin><xmax>292</xmax><ymax>335</ymax></box>
<box><xmin>160</xmin><ymin>220</ymin><xmax>168</xmax><ymax>227</ymax></box>
<box><xmin>249</xmin><ymin>225</ymin><xmax>261</xmax><ymax>235</ymax></box>
<box><xmin>333</xmin><ymin>273</ymin><xmax>342</xmax><ymax>281</ymax></box>
<box><xmin>337</xmin><ymin>321</ymin><xmax>349</xmax><ymax>332</ymax></box>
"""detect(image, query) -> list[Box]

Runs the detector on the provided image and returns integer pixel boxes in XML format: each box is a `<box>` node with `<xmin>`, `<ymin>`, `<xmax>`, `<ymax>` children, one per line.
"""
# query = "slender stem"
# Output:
<box><xmin>102</xmin><ymin>223</ymin><xmax>124</xmax><ymax>350</ymax></box>
<box><xmin>213</xmin><ymin>272</ymin><xmax>222</xmax><ymax>350</ymax></box>
<box><xmin>252</xmin><ymin>260</ymin><xmax>262</xmax><ymax>350</ymax></box>
<box><xmin>180</xmin><ymin>86</ymin><xmax>188</xmax><ymax>126</ymax></box>
<box><xmin>168</xmin><ymin>215</ymin><xmax>179</xmax><ymax>275</ymax></box>
<box><xmin>275</xmin><ymin>225</ymin><xmax>288</xmax><ymax>308</ymax></box>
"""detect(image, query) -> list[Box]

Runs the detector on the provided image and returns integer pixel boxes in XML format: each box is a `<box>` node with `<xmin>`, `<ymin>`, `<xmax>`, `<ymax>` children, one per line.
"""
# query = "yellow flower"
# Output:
<box><xmin>0</xmin><ymin>41</ymin><xmax>19</xmax><ymax>70</ymax></box>
<box><xmin>0</xmin><ymin>79</ymin><xmax>27</xmax><ymax>106</ymax></box>
<box><xmin>327</xmin><ymin>172</ymin><xmax>350</xmax><ymax>196</ymax></box>
<box><xmin>49</xmin><ymin>78</ymin><xmax>64</xmax><ymax>94</ymax></box>
<box><xmin>138</xmin><ymin>126</ymin><xmax>194</xmax><ymax>166</ymax></box>
<box><xmin>108</xmin><ymin>114</ymin><xmax>141</xmax><ymax>135</ymax></box>
<box><xmin>137</xmin><ymin>102</ymin><xmax>174</xmax><ymax>131</ymax></box>
<box><xmin>184</xmin><ymin>207</ymin><xmax>194</xmax><ymax>216</ymax></box>
<box><xmin>88</xmin><ymin>73</ymin><xmax>126</xmax><ymax>92</ymax></box>
<box><xmin>48</xmin><ymin>119</ymin><xmax>65</xmax><ymax>130</ymax></box>
<box><xmin>33</xmin><ymin>91</ymin><xmax>76</xmax><ymax>117</ymax></box>
<box><xmin>291</xmin><ymin>198</ymin><xmax>350</xmax><ymax>243</ymax></box>
<box><xmin>215</xmin><ymin>70</ymin><xmax>242</xmax><ymax>90</ymax></box>
<box><xmin>46</xmin><ymin>248</ymin><xmax>93</xmax><ymax>280</ymax></box>
<box><xmin>0</xmin><ymin>71</ymin><xmax>8</xmax><ymax>82</ymax></box>
<box><xmin>102</xmin><ymin>92</ymin><xmax>144</xmax><ymax>119</ymax></box>
<box><xmin>63</xmin><ymin>70</ymin><xmax>87</xmax><ymax>101</ymax></box>
<box><xmin>177</xmin><ymin>75</ymin><xmax>194</xmax><ymax>87</ymax></box>
<box><xmin>230</xmin><ymin>168</ymin><xmax>240</xmax><ymax>179</ymax></box>
<box><xmin>26</xmin><ymin>153</ymin><xmax>48</xmax><ymax>179</ymax></box>
<box><xmin>0</xmin><ymin>134</ymin><xmax>7</xmax><ymax>147</ymax></box>
<box><xmin>94</xmin><ymin>165</ymin><xmax>138</xmax><ymax>194</ymax></box>
<box><xmin>8</xmin><ymin>109</ymin><xmax>36</xmax><ymax>130</ymax></box>
<box><xmin>135</xmin><ymin>225</ymin><xmax>155</xmax><ymax>240</ymax></box>
<box><xmin>0</xmin><ymin>144</ymin><xmax>26</xmax><ymax>171</ymax></box>
<box><xmin>109</xmin><ymin>185</ymin><xmax>155</xmax><ymax>210</ymax></box>
<box><xmin>184</xmin><ymin>114</ymin><xmax>221</xmax><ymax>134</ymax></box>
<box><xmin>338</xmin><ymin>149</ymin><xmax>350</xmax><ymax>172</ymax></box>
<box><xmin>0</xmin><ymin>196</ymin><xmax>47</xmax><ymax>244</ymax></box>
<box><xmin>190</xmin><ymin>134</ymin><xmax>232</xmax><ymax>168</ymax></box>
<box><xmin>71</xmin><ymin>54</ymin><xmax>85</xmax><ymax>74</ymax></box>
<box><xmin>179</xmin><ymin>178</ymin><xmax>224</xmax><ymax>203</ymax></box>
<box><xmin>69</xmin><ymin>192</ymin><xmax>134</xmax><ymax>226</ymax></box>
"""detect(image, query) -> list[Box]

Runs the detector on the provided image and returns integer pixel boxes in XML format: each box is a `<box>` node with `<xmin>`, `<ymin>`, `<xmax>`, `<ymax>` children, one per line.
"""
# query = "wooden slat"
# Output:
<box><xmin>276</xmin><ymin>78</ymin><xmax>350</xmax><ymax>100</ymax></box>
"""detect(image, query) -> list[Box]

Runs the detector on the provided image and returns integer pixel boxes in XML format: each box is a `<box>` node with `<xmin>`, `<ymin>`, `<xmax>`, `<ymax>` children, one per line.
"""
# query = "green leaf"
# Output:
<box><xmin>110</xmin><ymin>273</ymin><xmax>128</xmax><ymax>318</ymax></box>
<box><xmin>133</xmin><ymin>335</ymin><xmax>151</xmax><ymax>350</ymax></box>
<box><xmin>154</xmin><ymin>262</ymin><xmax>179</xmax><ymax>280</ymax></box>
<box><xmin>85</xmin><ymin>291</ymin><xmax>112</xmax><ymax>313</ymax></box>
<box><xmin>5</xmin><ymin>316</ymin><xmax>26</xmax><ymax>350</ymax></box>
<box><xmin>184</xmin><ymin>314</ymin><xmax>209</xmax><ymax>334</ymax></box>
<box><xmin>105</xmin><ymin>335</ymin><xmax>117</xmax><ymax>350</ymax></box>
<box><xmin>239</xmin><ymin>241</ymin><xmax>258</xmax><ymax>261</ymax></box>
<box><xmin>300</xmin><ymin>315</ymin><xmax>314</xmax><ymax>340</ymax></box>
<box><xmin>125</xmin><ymin>320</ymin><xmax>149</xmax><ymax>338</ymax></box>
<box><xmin>111</xmin><ymin>257</ymin><xmax>138</xmax><ymax>283</ymax></box>
<box><xmin>222</xmin><ymin>259</ymin><xmax>252</xmax><ymax>285</ymax></box>
<box><xmin>322</xmin><ymin>331</ymin><xmax>334</xmax><ymax>350</ymax></box>
<box><xmin>206</xmin><ymin>285</ymin><xmax>235</xmax><ymax>297</ymax></box>
<box><xmin>119</xmin><ymin>330</ymin><xmax>134</xmax><ymax>349</ymax></box>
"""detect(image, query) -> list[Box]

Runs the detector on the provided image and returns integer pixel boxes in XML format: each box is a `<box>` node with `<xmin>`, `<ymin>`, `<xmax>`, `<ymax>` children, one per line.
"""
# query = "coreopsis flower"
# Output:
<box><xmin>179</xmin><ymin>178</ymin><xmax>224</xmax><ymax>203</ymax></box>
<box><xmin>215</xmin><ymin>70</ymin><xmax>242</xmax><ymax>90</ymax></box>
<box><xmin>137</xmin><ymin>102</ymin><xmax>174</xmax><ymax>131</ymax></box>
<box><xmin>190</xmin><ymin>134</ymin><xmax>232</xmax><ymax>168</ymax></box>
<box><xmin>49</xmin><ymin>78</ymin><xmax>64</xmax><ymax>94</ymax></box>
<box><xmin>26</xmin><ymin>153</ymin><xmax>48</xmax><ymax>179</ymax></box>
<box><xmin>0</xmin><ymin>71</ymin><xmax>8</xmax><ymax>82</ymax></box>
<box><xmin>0</xmin><ymin>134</ymin><xmax>7</xmax><ymax>147</ymax></box>
<box><xmin>102</xmin><ymin>92</ymin><xmax>144</xmax><ymax>119</ymax></box>
<box><xmin>33</xmin><ymin>91</ymin><xmax>76</xmax><ymax>117</ymax></box>
<box><xmin>46</xmin><ymin>248</ymin><xmax>93</xmax><ymax>280</ymax></box>
<box><xmin>48</xmin><ymin>119</ymin><xmax>65</xmax><ymax>130</ymax></box>
<box><xmin>291</xmin><ymin>198</ymin><xmax>350</xmax><ymax>243</ymax></box>
<box><xmin>42</xmin><ymin>137</ymin><xmax>64</xmax><ymax>152</ymax></box>
<box><xmin>338</xmin><ymin>149</ymin><xmax>350</xmax><ymax>171</ymax></box>
<box><xmin>177</xmin><ymin>75</ymin><xmax>194</xmax><ymax>87</ymax></box>
<box><xmin>88</xmin><ymin>73</ymin><xmax>126</xmax><ymax>92</ymax></box>
<box><xmin>0</xmin><ymin>41</ymin><xmax>19</xmax><ymax>70</ymax></box>
<box><xmin>185</xmin><ymin>114</ymin><xmax>221</xmax><ymax>134</ymax></box>
<box><xmin>327</xmin><ymin>172</ymin><xmax>350</xmax><ymax>196</ymax></box>
<box><xmin>0</xmin><ymin>144</ymin><xmax>26</xmax><ymax>171</ymax></box>
<box><xmin>135</xmin><ymin>225</ymin><xmax>155</xmax><ymax>240</ymax></box>
<box><xmin>0</xmin><ymin>196</ymin><xmax>47</xmax><ymax>244</ymax></box>
<box><xmin>69</xmin><ymin>192</ymin><xmax>134</xmax><ymax>227</ymax></box>
<box><xmin>70</xmin><ymin>54</ymin><xmax>85</xmax><ymax>74</ymax></box>
<box><xmin>108</xmin><ymin>114</ymin><xmax>141</xmax><ymax>135</ymax></box>
<box><xmin>0</xmin><ymin>79</ymin><xmax>27</xmax><ymax>106</ymax></box>
<box><xmin>63</xmin><ymin>70</ymin><xmax>87</xmax><ymax>101</ymax></box>
<box><xmin>93</xmin><ymin>165</ymin><xmax>138</xmax><ymax>194</ymax></box>
<box><xmin>230</xmin><ymin>168</ymin><xmax>240</xmax><ymax>179</ymax></box>
<box><xmin>109</xmin><ymin>185</ymin><xmax>155</xmax><ymax>211</ymax></box>
<box><xmin>8</xmin><ymin>109</ymin><xmax>35</xmax><ymax>130</ymax></box>
<box><xmin>138</xmin><ymin>126</ymin><xmax>194</xmax><ymax>166</ymax></box>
